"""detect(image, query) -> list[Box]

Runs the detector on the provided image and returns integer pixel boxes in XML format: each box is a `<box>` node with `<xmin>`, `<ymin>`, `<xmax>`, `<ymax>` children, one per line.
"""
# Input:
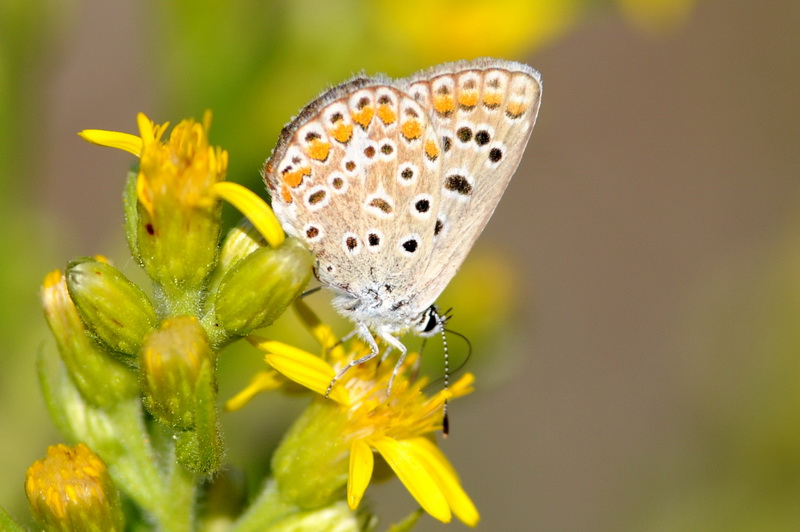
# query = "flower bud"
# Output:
<box><xmin>214</xmin><ymin>237</ymin><xmax>312</xmax><ymax>336</ymax></box>
<box><xmin>217</xmin><ymin>220</ymin><xmax>265</xmax><ymax>274</ymax></box>
<box><xmin>272</xmin><ymin>400</ymin><xmax>350</xmax><ymax>509</ymax></box>
<box><xmin>65</xmin><ymin>257</ymin><xmax>157</xmax><ymax>360</ymax></box>
<box><xmin>140</xmin><ymin>316</ymin><xmax>213</xmax><ymax>430</ymax></box>
<box><xmin>133</xmin><ymin>113</ymin><xmax>227</xmax><ymax>297</ymax></box>
<box><xmin>207</xmin><ymin>220</ymin><xmax>265</xmax><ymax>296</ymax></box>
<box><xmin>41</xmin><ymin>270</ymin><xmax>139</xmax><ymax>406</ymax></box>
<box><xmin>25</xmin><ymin>443</ymin><xmax>124</xmax><ymax>532</ymax></box>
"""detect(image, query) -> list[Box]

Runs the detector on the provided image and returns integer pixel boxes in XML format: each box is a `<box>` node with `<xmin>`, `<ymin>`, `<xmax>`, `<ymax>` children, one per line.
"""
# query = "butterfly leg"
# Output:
<box><xmin>377</xmin><ymin>329</ymin><xmax>408</xmax><ymax>394</ymax></box>
<box><xmin>326</xmin><ymin>327</ymin><xmax>359</xmax><ymax>354</ymax></box>
<box><xmin>325</xmin><ymin>323</ymin><xmax>380</xmax><ymax>397</ymax></box>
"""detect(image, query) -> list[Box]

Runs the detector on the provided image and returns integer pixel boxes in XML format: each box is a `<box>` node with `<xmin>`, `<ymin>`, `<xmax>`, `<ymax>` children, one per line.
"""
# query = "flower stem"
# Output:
<box><xmin>232</xmin><ymin>479</ymin><xmax>297</xmax><ymax>532</ymax></box>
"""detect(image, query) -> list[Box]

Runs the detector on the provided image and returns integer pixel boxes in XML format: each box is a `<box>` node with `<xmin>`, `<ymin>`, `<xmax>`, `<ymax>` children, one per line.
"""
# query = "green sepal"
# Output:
<box><xmin>123</xmin><ymin>170</ymin><xmax>141</xmax><ymax>263</ymax></box>
<box><xmin>175</xmin><ymin>359</ymin><xmax>223</xmax><ymax>475</ymax></box>
<box><xmin>213</xmin><ymin>237</ymin><xmax>312</xmax><ymax>337</ymax></box>
<box><xmin>66</xmin><ymin>257</ymin><xmax>157</xmax><ymax>360</ymax></box>
<box><xmin>264</xmin><ymin>501</ymin><xmax>363</xmax><ymax>532</ymax></box>
<box><xmin>0</xmin><ymin>505</ymin><xmax>25</xmax><ymax>532</ymax></box>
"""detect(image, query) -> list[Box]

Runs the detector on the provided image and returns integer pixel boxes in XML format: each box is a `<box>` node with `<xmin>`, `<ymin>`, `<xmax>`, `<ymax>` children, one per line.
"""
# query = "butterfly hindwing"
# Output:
<box><xmin>400</xmin><ymin>60</ymin><xmax>542</xmax><ymax>308</ymax></box>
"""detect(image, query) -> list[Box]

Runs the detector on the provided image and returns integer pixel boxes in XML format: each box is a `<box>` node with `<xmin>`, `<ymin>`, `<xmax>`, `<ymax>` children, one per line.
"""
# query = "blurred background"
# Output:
<box><xmin>2</xmin><ymin>0</ymin><xmax>800</xmax><ymax>530</ymax></box>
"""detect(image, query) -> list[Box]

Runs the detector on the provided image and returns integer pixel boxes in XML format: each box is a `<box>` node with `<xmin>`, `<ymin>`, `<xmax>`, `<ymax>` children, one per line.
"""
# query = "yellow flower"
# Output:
<box><xmin>252</xmin><ymin>300</ymin><xmax>479</xmax><ymax>526</ymax></box>
<box><xmin>79</xmin><ymin>112</ymin><xmax>286</xmax><ymax>304</ymax></box>
<box><xmin>371</xmin><ymin>0</ymin><xmax>579</xmax><ymax>64</ymax></box>
<box><xmin>81</xmin><ymin>112</ymin><xmax>227</xmax><ymax>215</ymax></box>
<box><xmin>26</xmin><ymin>443</ymin><xmax>124</xmax><ymax>531</ymax></box>
<box><xmin>80</xmin><ymin>112</ymin><xmax>283</xmax><ymax>250</ymax></box>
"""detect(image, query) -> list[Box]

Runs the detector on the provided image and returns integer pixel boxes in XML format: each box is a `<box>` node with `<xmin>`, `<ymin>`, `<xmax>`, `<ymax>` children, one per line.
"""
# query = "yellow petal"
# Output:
<box><xmin>406</xmin><ymin>437</ymin><xmax>479</xmax><ymax>526</ymax></box>
<box><xmin>372</xmin><ymin>437</ymin><xmax>451</xmax><ymax>523</ymax></box>
<box><xmin>136</xmin><ymin>112</ymin><xmax>166</xmax><ymax>144</ymax></box>
<box><xmin>347</xmin><ymin>439</ymin><xmax>374</xmax><ymax>509</ymax></box>
<box><xmin>251</xmin><ymin>337</ymin><xmax>348</xmax><ymax>404</ymax></box>
<box><xmin>78</xmin><ymin>130</ymin><xmax>143</xmax><ymax>156</ymax></box>
<box><xmin>448</xmin><ymin>373</ymin><xmax>476</xmax><ymax>399</ymax></box>
<box><xmin>224</xmin><ymin>369</ymin><xmax>284</xmax><ymax>412</ymax></box>
<box><xmin>211</xmin><ymin>182</ymin><xmax>285</xmax><ymax>248</ymax></box>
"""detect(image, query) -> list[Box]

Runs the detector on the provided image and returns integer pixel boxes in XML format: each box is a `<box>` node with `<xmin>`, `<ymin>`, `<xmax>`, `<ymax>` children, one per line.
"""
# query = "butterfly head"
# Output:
<box><xmin>414</xmin><ymin>305</ymin><xmax>447</xmax><ymax>338</ymax></box>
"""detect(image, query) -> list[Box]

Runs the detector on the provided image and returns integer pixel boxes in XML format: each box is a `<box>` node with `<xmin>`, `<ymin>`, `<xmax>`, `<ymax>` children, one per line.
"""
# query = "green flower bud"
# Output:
<box><xmin>214</xmin><ymin>237</ymin><xmax>312</xmax><ymax>337</ymax></box>
<box><xmin>65</xmin><ymin>257</ymin><xmax>157</xmax><ymax>361</ymax></box>
<box><xmin>25</xmin><ymin>443</ymin><xmax>124</xmax><ymax>532</ymax></box>
<box><xmin>266</xmin><ymin>501</ymin><xmax>363</xmax><ymax>532</ymax></box>
<box><xmin>136</xmin><ymin>194</ymin><xmax>221</xmax><ymax>302</ymax></box>
<box><xmin>175</xmin><ymin>358</ymin><xmax>224</xmax><ymax>474</ymax></box>
<box><xmin>140</xmin><ymin>316</ymin><xmax>213</xmax><ymax>430</ymax></box>
<box><xmin>217</xmin><ymin>220</ymin><xmax>265</xmax><ymax>274</ymax></box>
<box><xmin>207</xmin><ymin>220</ymin><xmax>265</xmax><ymax>296</ymax></box>
<box><xmin>122</xmin><ymin>171</ymin><xmax>141</xmax><ymax>263</ymax></box>
<box><xmin>272</xmin><ymin>400</ymin><xmax>350</xmax><ymax>509</ymax></box>
<box><xmin>40</xmin><ymin>270</ymin><xmax>139</xmax><ymax>406</ymax></box>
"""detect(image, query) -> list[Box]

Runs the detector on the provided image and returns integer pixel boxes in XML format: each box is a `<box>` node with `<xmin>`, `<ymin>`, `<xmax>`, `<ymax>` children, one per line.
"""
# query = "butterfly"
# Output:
<box><xmin>263</xmin><ymin>58</ymin><xmax>542</xmax><ymax>393</ymax></box>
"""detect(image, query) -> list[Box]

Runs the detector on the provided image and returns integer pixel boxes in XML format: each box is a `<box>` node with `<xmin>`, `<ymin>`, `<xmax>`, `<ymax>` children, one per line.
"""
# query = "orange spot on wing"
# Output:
<box><xmin>506</xmin><ymin>101</ymin><xmax>528</xmax><ymax>117</ymax></box>
<box><xmin>330</xmin><ymin>122</ymin><xmax>353</xmax><ymax>143</ymax></box>
<box><xmin>424</xmin><ymin>139</ymin><xmax>439</xmax><ymax>160</ymax></box>
<box><xmin>377</xmin><ymin>104</ymin><xmax>396</xmax><ymax>125</ymax></box>
<box><xmin>282</xmin><ymin>166</ymin><xmax>310</xmax><ymax>188</ymax></box>
<box><xmin>433</xmin><ymin>94</ymin><xmax>455</xmax><ymax>115</ymax></box>
<box><xmin>281</xmin><ymin>184</ymin><xmax>292</xmax><ymax>203</ymax></box>
<box><xmin>483</xmin><ymin>92</ymin><xmax>503</xmax><ymax>108</ymax></box>
<box><xmin>458</xmin><ymin>91</ymin><xmax>479</xmax><ymax>108</ymax></box>
<box><xmin>400</xmin><ymin>119</ymin><xmax>422</xmax><ymax>140</ymax></box>
<box><xmin>306</xmin><ymin>139</ymin><xmax>331</xmax><ymax>161</ymax></box>
<box><xmin>352</xmin><ymin>107</ymin><xmax>374</xmax><ymax>129</ymax></box>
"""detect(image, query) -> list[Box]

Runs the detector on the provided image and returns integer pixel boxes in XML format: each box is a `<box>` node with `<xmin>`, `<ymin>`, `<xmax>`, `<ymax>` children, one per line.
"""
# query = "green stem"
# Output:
<box><xmin>232</xmin><ymin>479</ymin><xmax>298</xmax><ymax>532</ymax></box>
<box><xmin>106</xmin><ymin>400</ymin><xmax>195</xmax><ymax>532</ymax></box>
<box><xmin>0</xmin><ymin>506</ymin><xmax>26</xmax><ymax>532</ymax></box>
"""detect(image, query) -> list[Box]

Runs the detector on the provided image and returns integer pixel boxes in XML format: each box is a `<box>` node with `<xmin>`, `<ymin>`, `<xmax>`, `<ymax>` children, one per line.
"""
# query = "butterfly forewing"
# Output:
<box><xmin>401</xmin><ymin>60</ymin><xmax>542</xmax><ymax>308</ymax></box>
<box><xmin>264</xmin><ymin>81</ymin><xmax>444</xmax><ymax>305</ymax></box>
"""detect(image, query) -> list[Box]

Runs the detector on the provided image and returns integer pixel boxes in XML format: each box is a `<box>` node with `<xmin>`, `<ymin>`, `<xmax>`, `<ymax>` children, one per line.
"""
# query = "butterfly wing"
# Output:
<box><xmin>398</xmin><ymin>59</ymin><xmax>542</xmax><ymax>309</ymax></box>
<box><xmin>263</xmin><ymin>78</ymin><xmax>445</xmax><ymax>316</ymax></box>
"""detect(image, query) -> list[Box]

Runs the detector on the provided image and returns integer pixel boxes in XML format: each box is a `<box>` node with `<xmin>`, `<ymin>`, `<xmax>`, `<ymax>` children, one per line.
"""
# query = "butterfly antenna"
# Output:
<box><xmin>442</xmin><ymin>327</ymin><xmax>472</xmax><ymax>377</ymax></box>
<box><xmin>440</xmin><ymin>320</ymin><xmax>450</xmax><ymax>438</ymax></box>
